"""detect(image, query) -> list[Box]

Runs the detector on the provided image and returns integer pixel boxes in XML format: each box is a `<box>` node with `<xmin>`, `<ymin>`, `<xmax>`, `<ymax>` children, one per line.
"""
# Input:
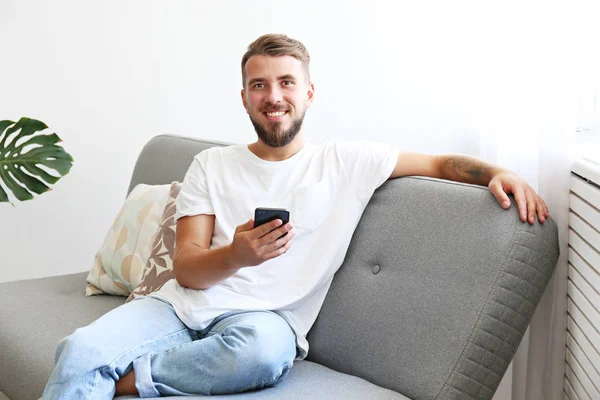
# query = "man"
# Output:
<box><xmin>42</xmin><ymin>34</ymin><xmax>548</xmax><ymax>399</ymax></box>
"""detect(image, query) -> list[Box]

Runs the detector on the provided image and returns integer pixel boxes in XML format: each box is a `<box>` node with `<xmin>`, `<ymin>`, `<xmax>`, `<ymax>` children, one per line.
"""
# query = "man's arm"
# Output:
<box><xmin>389</xmin><ymin>152</ymin><xmax>549</xmax><ymax>224</ymax></box>
<box><xmin>173</xmin><ymin>214</ymin><xmax>295</xmax><ymax>290</ymax></box>
<box><xmin>173</xmin><ymin>214</ymin><xmax>238</xmax><ymax>290</ymax></box>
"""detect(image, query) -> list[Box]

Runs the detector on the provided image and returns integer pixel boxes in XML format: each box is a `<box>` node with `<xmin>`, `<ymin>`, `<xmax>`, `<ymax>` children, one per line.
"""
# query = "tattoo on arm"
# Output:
<box><xmin>442</xmin><ymin>157</ymin><xmax>494</xmax><ymax>185</ymax></box>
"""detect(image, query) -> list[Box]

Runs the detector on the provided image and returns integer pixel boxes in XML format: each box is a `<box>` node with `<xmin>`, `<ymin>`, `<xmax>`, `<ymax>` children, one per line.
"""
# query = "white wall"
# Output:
<box><xmin>0</xmin><ymin>0</ymin><xmax>561</xmax><ymax>283</ymax></box>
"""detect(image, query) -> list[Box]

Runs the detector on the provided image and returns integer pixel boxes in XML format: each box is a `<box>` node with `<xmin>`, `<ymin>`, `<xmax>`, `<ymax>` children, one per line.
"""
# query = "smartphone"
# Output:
<box><xmin>254</xmin><ymin>207</ymin><xmax>290</xmax><ymax>228</ymax></box>
<box><xmin>254</xmin><ymin>208</ymin><xmax>290</xmax><ymax>240</ymax></box>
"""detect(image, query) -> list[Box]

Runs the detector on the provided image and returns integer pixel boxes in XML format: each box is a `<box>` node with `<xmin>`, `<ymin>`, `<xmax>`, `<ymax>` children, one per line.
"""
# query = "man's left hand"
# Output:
<box><xmin>488</xmin><ymin>172</ymin><xmax>549</xmax><ymax>224</ymax></box>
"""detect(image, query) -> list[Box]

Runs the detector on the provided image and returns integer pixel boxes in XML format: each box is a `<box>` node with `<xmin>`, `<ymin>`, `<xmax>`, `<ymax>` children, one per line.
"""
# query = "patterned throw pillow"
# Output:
<box><xmin>86</xmin><ymin>183</ymin><xmax>171</xmax><ymax>296</ymax></box>
<box><xmin>126</xmin><ymin>181</ymin><xmax>181</xmax><ymax>302</ymax></box>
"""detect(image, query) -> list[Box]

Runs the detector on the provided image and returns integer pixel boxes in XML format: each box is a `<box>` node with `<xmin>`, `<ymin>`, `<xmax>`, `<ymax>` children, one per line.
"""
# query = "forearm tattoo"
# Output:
<box><xmin>442</xmin><ymin>156</ymin><xmax>494</xmax><ymax>185</ymax></box>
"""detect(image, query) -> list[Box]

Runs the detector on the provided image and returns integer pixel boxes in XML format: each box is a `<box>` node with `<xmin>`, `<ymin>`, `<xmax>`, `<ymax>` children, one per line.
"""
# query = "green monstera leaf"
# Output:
<box><xmin>0</xmin><ymin>118</ymin><xmax>73</xmax><ymax>203</ymax></box>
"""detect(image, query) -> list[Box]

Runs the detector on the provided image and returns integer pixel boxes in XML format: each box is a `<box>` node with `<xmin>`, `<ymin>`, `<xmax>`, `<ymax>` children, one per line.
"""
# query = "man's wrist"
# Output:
<box><xmin>489</xmin><ymin>168</ymin><xmax>512</xmax><ymax>182</ymax></box>
<box><xmin>224</xmin><ymin>244</ymin><xmax>242</xmax><ymax>270</ymax></box>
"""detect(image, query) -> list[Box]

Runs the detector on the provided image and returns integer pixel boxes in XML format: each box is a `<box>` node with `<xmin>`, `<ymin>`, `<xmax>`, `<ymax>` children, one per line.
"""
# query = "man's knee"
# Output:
<box><xmin>222</xmin><ymin>317</ymin><xmax>296</xmax><ymax>379</ymax></box>
<box><xmin>55</xmin><ymin>327</ymin><xmax>101</xmax><ymax>368</ymax></box>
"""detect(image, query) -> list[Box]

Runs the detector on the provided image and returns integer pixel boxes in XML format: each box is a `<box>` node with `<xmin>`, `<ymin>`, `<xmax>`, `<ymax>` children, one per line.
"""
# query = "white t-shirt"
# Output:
<box><xmin>150</xmin><ymin>140</ymin><xmax>399</xmax><ymax>359</ymax></box>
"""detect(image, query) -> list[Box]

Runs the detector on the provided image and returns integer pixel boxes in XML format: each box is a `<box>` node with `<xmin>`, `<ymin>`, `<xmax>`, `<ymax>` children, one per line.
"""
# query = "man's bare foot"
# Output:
<box><xmin>115</xmin><ymin>368</ymin><xmax>139</xmax><ymax>396</ymax></box>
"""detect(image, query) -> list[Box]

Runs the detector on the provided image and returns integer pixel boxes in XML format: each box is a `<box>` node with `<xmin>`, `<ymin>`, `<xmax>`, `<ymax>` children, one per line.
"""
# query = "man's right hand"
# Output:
<box><xmin>229</xmin><ymin>218</ymin><xmax>295</xmax><ymax>268</ymax></box>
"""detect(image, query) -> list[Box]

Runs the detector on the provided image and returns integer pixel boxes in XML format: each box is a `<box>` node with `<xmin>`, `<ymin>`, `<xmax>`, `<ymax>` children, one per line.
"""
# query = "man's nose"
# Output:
<box><xmin>265</xmin><ymin>86</ymin><xmax>283</xmax><ymax>104</ymax></box>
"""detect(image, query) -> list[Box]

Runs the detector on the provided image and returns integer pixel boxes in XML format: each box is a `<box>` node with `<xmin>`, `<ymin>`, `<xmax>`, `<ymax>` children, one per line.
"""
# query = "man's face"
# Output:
<box><xmin>241</xmin><ymin>55</ymin><xmax>314</xmax><ymax>148</ymax></box>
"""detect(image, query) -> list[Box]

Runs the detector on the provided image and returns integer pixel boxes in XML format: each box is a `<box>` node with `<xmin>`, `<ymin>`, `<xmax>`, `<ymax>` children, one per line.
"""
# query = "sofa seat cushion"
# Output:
<box><xmin>0</xmin><ymin>272</ymin><xmax>126</xmax><ymax>400</ymax></box>
<box><xmin>0</xmin><ymin>273</ymin><xmax>408</xmax><ymax>400</ymax></box>
<box><xmin>115</xmin><ymin>361</ymin><xmax>409</xmax><ymax>400</ymax></box>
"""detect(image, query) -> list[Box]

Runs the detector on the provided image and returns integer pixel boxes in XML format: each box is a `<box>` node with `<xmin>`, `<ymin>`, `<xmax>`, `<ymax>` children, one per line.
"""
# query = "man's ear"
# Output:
<box><xmin>305</xmin><ymin>82</ymin><xmax>315</xmax><ymax>108</ymax></box>
<box><xmin>241</xmin><ymin>89</ymin><xmax>249</xmax><ymax>114</ymax></box>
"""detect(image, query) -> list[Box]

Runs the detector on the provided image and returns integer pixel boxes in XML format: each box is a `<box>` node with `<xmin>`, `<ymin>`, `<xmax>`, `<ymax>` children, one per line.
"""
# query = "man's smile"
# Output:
<box><xmin>264</xmin><ymin>110</ymin><xmax>289</xmax><ymax>121</ymax></box>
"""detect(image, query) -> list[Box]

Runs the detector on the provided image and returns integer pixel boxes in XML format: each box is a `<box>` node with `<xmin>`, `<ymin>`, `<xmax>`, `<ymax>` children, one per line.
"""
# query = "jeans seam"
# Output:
<box><xmin>239</xmin><ymin>362</ymin><xmax>293</xmax><ymax>392</ymax></box>
<box><xmin>203</xmin><ymin>310</ymin><xmax>280</xmax><ymax>337</ymax></box>
<box><xmin>207</xmin><ymin>315</ymin><xmax>251</xmax><ymax>336</ymax></box>
<box><xmin>88</xmin><ymin>367</ymin><xmax>101</xmax><ymax>400</ymax></box>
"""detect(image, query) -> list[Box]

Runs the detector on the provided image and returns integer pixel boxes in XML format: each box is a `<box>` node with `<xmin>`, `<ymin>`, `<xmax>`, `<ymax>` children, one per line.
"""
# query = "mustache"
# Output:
<box><xmin>259</xmin><ymin>104</ymin><xmax>289</xmax><ymax>112</ymax></box>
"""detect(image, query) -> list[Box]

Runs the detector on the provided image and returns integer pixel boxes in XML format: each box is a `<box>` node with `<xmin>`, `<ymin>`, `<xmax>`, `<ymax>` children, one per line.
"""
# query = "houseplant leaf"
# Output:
<box><xmin>0</xmin><ymin>117</ymin><xmax>73</xmax><ymax>203</ymax></box>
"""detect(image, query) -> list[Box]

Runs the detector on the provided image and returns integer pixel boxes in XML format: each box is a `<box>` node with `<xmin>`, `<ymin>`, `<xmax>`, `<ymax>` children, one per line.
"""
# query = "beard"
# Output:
<box><xmin>249</xmin><ymin>108</ymin><xmax>306</xmax><ymax>148</ymax></box>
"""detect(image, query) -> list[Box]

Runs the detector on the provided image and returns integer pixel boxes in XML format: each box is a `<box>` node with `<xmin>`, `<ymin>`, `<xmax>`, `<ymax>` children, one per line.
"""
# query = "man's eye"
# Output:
<box><xmin>283</xmin><ymin>81</ymin><xmax>293</xmax><ymax>86</ymax></box>
<box><xmin>254</xmin><ymin>83</ymin><xmax>265</xmax><ymax>89</ymax></box>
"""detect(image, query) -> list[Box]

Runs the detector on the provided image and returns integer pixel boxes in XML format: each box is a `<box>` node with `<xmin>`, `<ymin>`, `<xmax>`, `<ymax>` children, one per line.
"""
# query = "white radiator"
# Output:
<box><xmin>566</xmin><ymin>158</ymin><xmax>600</xmax><ymax>400</ymax></box>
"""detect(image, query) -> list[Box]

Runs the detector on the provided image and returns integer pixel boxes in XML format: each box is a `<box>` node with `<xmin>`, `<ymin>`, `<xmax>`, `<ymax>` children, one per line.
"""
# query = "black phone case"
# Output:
<box><xmin>254</xmin><ymin>208</ymin><xmax>290</xmax><ymax>228</ymax></box>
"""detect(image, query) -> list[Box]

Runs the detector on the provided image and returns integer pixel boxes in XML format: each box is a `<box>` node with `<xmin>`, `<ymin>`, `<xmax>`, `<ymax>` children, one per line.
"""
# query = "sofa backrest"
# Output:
<box><xmin>127</xmin><ymin>134</ymin><xmax>230</xmax><ymax>195</ymax></box>
<box><xmin>306</xmin><ymin>176</ymin><xmax>558</xmax><ymax>400</ymax></box>
<box><xmin>128</xmin><ymin>134</ymin><xmax>560</xmax><ymax>400</ymax></box>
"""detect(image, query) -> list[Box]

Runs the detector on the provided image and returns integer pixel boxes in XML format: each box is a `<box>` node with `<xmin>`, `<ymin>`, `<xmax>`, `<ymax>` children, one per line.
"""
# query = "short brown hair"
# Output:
<box><xmin>241</xmin><ymin>34</ymin><xmax>310</xmax><ymax>87</ymax></box>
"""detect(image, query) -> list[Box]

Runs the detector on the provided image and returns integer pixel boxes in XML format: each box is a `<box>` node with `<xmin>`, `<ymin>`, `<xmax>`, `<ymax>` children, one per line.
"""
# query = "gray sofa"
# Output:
<box><xmin>0</xmin><ymin>134</ymin><xmax>560</xmax><ymax>400</ymax></box>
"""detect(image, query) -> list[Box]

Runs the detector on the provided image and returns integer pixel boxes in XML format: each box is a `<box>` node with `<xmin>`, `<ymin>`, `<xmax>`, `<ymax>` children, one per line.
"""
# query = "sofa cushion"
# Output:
<box><xmin>127</xmin><ymin>181</ymin><xmax>181</xmax><ymax>302</ymax></box>
<box><xmin>0</xmin><ymin>272</ymin><xmax>125</xmax><ymax>400</ymax></box>
<box><xmin>86</xmin><ymin>183</ymin><xmax>171</xmax><ymax>296</ymax></box>
<box><xmin>0</xmin><ymin>272</ymin><xmax>407</xmax><ymax>400</ymax></box>
<box><xmin>114</xmin><ymin>361</ymin><xmax>409</xmax><ymax>400</ymax></box>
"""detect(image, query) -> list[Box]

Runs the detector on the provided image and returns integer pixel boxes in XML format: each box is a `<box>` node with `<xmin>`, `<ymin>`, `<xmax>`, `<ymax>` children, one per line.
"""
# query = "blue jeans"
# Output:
<box><xmin>42</xmin><ymin>296</ymin><xmax>297</xmax><ymax>399</ymax></box>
